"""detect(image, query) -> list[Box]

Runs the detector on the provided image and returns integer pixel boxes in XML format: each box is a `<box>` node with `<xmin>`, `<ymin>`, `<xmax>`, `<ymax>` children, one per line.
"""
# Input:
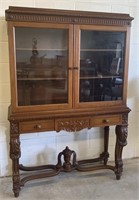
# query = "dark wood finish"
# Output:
<box><xmin>5</xmin><ymin>6</ymin><xmax>133</xmax><ymax>197</ymax></box>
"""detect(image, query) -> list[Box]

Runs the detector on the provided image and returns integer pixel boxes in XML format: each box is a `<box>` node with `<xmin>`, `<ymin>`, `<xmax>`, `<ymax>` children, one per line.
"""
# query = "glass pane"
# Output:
<box><xmin>79</xmin><ymin>30</ymin><xmax>125</xmax><ymax>102</ymax></box>
<box><xmin>15</xmin><ymin>27</ymin><xmax>68</xmax><ymax>106</ymax></box>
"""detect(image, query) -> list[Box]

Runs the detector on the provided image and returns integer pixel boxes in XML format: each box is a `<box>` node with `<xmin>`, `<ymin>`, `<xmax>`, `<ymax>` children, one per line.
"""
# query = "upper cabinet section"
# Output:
<box><xmin>5</xmin><ymin>6</ymin><xmax>133</xmax><ymax>113</ymax></box>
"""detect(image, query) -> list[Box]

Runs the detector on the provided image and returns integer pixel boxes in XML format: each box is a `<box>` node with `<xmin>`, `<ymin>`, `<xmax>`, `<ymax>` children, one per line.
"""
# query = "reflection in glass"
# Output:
<box><xmin>15</xmin><ymin>27</ymin><xmax>68</xmax><ymax>106</ymax></box>
<box><xmin>79</xmin><ymin>30</ymin><xmax>125</xmax><ymax>103</ymax></box>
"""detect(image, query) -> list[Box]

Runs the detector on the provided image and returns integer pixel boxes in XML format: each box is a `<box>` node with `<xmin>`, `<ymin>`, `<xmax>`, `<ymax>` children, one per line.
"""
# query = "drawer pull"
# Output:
<box><xmin>34</xmin><ymin>124</ymin><xmax>42</xmax><ymax>129</ymax></box>
<box><xmin>103</xmin><ymin>119</ymin><xmax>110</xmax><ymax>123</ymax></box>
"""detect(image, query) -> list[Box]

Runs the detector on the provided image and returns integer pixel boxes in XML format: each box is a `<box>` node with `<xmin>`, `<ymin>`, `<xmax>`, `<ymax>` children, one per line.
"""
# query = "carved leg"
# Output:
<box><xmin>10</xmin><ymin>122</ymin><xmax>21</xmax><ymax>197</ymax></box>
<box><xmin>115</xmin><ymin>125</ymin><xmax>127</xmax><ymax>180</ymax></box>
<box><xmin>100</xmin><ymin>126</ymin><xmax>109</xmax><ymax>165</ymax></box>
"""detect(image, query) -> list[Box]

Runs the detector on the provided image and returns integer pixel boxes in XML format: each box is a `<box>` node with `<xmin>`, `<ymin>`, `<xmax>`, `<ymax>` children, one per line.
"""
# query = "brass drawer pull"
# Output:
<box><xmin>103</xmin><ymin>119</ymin><xmax>110</xmax><ymax>123</ymax></box>
<box><xmin>34</xmin><ymin>124</ymin><xmax>42</xmax><ymax>129</ymax></box>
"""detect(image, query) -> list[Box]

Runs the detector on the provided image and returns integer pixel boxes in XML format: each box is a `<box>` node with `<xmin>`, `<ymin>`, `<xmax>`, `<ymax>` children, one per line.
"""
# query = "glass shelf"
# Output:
<box><xmin>17</xmin><ymin>77</ymin><xmax>67</xmax><ymax>81</ymax></box>
<box><xmin>80</xmin><ymin>49</ymin><xmax>122</xmax><ymax>52</ymax></box>
<box><xmin>16</xmin><ymin>48</ymin><xmax>68</xmax><ymax>51</ymax></box>
<box><xmin>80</xmin><ymin>75</ymin><xmax>121</xmax><ymax>80</ymax></box>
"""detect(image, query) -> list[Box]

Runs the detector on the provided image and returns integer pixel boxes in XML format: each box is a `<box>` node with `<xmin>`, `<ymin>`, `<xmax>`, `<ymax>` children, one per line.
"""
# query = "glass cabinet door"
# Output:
<box><xmin>13</xmin><ymin>24</ymin><xmax>73</xmax><ymax>109</ymax></box>
<box><xmin>75</xmin><ymin>25</ymin><xmax>127</xmax><ymax>107</ymax></box>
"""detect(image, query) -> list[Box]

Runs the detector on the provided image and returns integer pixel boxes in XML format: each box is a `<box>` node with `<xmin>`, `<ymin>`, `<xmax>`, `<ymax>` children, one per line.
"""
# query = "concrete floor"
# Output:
<box><xmin>0</xmin><ymin>158</ymin><xmax>139</xmax><ymax>200</ymax></box>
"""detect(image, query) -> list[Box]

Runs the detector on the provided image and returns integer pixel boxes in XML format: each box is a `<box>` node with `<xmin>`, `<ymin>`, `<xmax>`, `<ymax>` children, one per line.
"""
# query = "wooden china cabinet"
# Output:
<box><xmin>5</xmin><ymin>6</ymin><xmax>133</xmax><ymax>197</ymax></box>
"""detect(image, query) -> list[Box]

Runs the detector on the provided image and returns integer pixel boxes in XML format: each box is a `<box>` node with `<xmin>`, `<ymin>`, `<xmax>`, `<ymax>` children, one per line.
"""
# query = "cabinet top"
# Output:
<box><xmin>5</xmin><ymin>6</ymin><xmax>134</xmax><ymax>26</ymax></box>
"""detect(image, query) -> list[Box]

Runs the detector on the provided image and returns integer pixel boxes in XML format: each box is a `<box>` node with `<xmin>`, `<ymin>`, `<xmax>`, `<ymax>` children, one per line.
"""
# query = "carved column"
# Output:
<box><xmin>115</xmin><ymin>114</ymin><xmax>128</xmax><ymax>180</ymax></box>
<box><xmin>10</xmin><ymin>121</ymin><xmax>21</xmax><ymax>197</ymax></box>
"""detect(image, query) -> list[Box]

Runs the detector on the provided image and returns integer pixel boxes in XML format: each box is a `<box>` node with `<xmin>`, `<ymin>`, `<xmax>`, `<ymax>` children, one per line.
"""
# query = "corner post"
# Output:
<box><xmin>10</xmin><ymin>121</ymin><xmax>21</xmax><ymax>197</ymax></box>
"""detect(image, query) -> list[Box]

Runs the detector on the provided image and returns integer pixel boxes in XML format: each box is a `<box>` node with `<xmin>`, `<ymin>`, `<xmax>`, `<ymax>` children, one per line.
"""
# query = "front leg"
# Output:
<box><xmin>115</xmin><ymin>124</ymin><xmax>128</xmax><ymax>180</ymax></box>
<box><xmin>10</xmin><ymin>122</ymin><xmax>21</xmax><ymax>197</ymax></box>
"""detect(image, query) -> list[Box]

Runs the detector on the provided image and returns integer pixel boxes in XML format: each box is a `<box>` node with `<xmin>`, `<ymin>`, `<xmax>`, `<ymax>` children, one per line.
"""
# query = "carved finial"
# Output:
<box><xmin>56</xmin><ymin>146</ymin><xmax>77</xmax><ymax>172</ymax></box>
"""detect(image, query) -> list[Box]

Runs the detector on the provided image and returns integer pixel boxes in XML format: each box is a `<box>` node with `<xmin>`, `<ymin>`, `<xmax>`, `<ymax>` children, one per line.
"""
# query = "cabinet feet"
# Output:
<box><xmin>12</xmin><ymin>175</ymin><xmax>21</xmax><ymax>198</ymax></box>
<box><xmin>115</xmin><ymin>164</ymin><xmax>123</xmax><ymax>180</ymax></box>
<box><xmin>14</xmin><ymin>191</ymin><xmax>20</xmax><ymax>198</ymax></box>
<box><xmin>116</xmin><ymin>174</ymin><xmax>121</xmax><ymax>180</ymax></box>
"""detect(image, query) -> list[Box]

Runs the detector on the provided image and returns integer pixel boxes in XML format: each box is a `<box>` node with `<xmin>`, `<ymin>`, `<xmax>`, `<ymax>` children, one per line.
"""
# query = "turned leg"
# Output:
<box><xmin>10</xmin><ymin>122</ymin><xmax>21</xmax><ymax>197</ymax></box>
<box><xmin>100</xmin><ymin>126</ymin><xmax>109</xmax><ymax>165</ymax></box>
<box><xmin>115</xmin><ymin>124</ymin><xmax>128</xmax><ymax>180</ymax></box>
<box><xmin>103</xmin><ymin>126</ymin><xmax>109</xmax><ymax>165</ymax></box>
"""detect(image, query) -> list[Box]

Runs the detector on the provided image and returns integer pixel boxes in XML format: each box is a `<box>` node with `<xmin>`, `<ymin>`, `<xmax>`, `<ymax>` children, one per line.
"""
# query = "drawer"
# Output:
<box><xmin>91</xmin><ymin>115</ymin><xmax>122</xmax><ymax>127</ymax></box>
<box><xmin>19</xmin><ymin>120</ymin><xmax>54</xmax><ymax>133</ymax></box>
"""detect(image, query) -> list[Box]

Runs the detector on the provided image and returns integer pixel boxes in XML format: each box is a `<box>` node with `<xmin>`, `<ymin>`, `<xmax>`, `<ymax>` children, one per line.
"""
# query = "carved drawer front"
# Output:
<box><xmin>19</xmin><ymin>120</ymin><xmax>54</xmax><ymax>133</ymax></box>
<box><xmin>55</xmin><ymin>117</ymin><xmax>90</xmax><ymax>132</ymax></box>
<box><xmin>91</xmin><ymin>115</ymin><xmax>122</xmax><ymax>127</ymax></box>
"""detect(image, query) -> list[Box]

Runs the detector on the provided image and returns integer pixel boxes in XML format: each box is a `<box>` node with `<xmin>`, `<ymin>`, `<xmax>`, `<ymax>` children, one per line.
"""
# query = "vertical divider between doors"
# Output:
<box><xmin>68</xmin><ymin>24</ymin><xmax>74</xmax><ymax>109</ymax></box>
<box><xmin>73</xmin><ymin>25</ymin><xmax>80</xmax><ymax>108</ymax></box>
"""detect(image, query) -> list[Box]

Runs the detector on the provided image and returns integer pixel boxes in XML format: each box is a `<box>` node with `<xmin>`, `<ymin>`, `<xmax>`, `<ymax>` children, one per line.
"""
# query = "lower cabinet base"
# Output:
<box><xmin>9</xmin><ymin>115</ymin><xmax>129</xmax><ymax>197</ymax></box>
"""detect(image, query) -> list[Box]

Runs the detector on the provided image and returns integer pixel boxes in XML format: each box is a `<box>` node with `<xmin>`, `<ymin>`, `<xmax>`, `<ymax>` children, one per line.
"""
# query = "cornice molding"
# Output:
<box><xmin>5</xmin><ymin>6</ymin><xmax>134</xmax><ymax>26</ymax></box>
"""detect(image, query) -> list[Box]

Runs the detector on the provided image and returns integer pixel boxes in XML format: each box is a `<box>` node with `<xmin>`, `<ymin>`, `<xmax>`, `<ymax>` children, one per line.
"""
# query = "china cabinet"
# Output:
<box><xmin>5</xmin><ymin>6</ymin><xmax>133</xmax><ymax>197</ymax></box>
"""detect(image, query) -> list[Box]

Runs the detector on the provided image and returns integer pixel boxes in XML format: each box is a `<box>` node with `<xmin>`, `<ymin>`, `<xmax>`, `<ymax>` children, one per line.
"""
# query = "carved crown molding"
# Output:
<box><xmin>5</xmin><ymin>6</ymin><xmax>133</xmax><ymax>26</ymax></box>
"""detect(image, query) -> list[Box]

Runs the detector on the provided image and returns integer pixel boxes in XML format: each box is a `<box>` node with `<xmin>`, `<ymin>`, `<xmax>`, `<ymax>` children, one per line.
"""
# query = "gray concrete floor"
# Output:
<box><xmin>0</xmin><ymin>158</ymin><xmax>139</xmax><ymax>200</ymax></box>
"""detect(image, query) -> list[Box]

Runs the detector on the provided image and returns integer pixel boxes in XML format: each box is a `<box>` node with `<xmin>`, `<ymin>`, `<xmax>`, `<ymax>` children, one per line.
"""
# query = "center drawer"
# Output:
<box><xmin>19</xmin><ymin>120</ymin><xmax>54</xmax><ymax>133</ymax></box>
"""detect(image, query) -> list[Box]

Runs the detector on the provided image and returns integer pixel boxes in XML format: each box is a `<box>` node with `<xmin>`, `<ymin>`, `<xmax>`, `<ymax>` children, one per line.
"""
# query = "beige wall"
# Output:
<box><xmin>0</xmin><ymin>0</ymin><xmax>138</xmax><ymax>177</ymax></box>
